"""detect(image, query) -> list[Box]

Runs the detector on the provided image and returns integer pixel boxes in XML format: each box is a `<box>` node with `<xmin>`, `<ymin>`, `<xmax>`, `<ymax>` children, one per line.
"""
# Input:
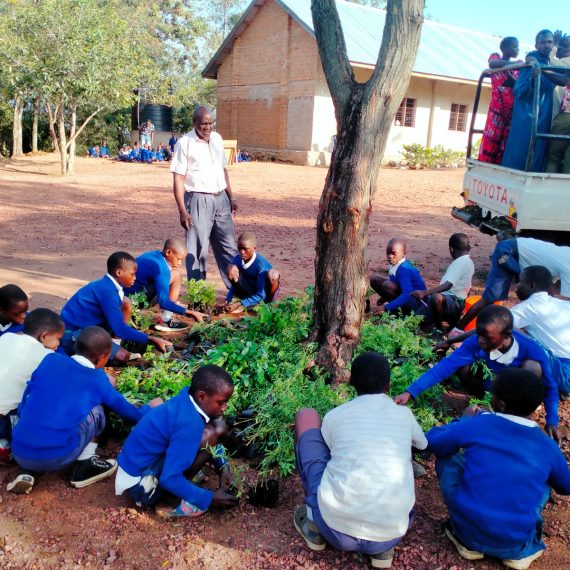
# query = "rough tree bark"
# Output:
<box><xmin>11</xmin><ymin>94</ymin><xmax>24</xmax><ymax>158</ymax></box>
<box><xmin>310</xmin><ymin>0</ymin><xmax>424</xmax><ymax>383</ymax></box>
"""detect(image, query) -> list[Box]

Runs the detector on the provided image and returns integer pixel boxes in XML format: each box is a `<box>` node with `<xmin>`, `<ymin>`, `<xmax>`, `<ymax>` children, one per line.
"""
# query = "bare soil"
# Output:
<box><xmin>0</xmin><ymin>155</ymin><xmax>568</xmax><ymax>569</ymax></box>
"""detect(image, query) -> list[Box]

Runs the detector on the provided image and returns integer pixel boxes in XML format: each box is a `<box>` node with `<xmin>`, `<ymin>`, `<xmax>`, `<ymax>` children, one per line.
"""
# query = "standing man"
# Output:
<box><xmin>140</xmin><ymin>118</ymin><xmax>155</xmax><ymax>147</ymax></box>
<box><xmin>170</xmin><ymin>106</ymin><xmax>238</xmax><ymax>288</ymax></box>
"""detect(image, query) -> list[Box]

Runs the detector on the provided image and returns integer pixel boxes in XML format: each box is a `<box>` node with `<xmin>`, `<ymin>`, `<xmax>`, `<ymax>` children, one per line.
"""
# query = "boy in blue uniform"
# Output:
<box><xmin>99</xmin><ymin>141</ymin><xmax>110</xmax><ymax>158</ymax></box>
<box><xmin>428</xmin><ymin>369</ymin><xmax>570</xmax><ymax>569</ymax></box>
<box><xmin>370</xmin><ymin>238</ymin><xmax>427</xmax><ymax>315</ymax></box>
<box><xmin>115</xmin><ymin>364</ymin><xmax>238</xmax><ymax>518</ymax></box>
<box><xmin>394</xmin><ymin>305</ymin><xmax>560</xmax><ymax>443</ymax></box>
<box><xmin>168</xmin><ymin>132</ymin><xmax>177</xmax><ymax>153</ymax></box>
<box><xmin>222</xmin><ymin>232</ymin><xmax>280</xmax><ymax>314</ymax></box>
<box><xmin>0</xmin><ymin>284</ymin><xmax>28</xmax><ymax>337</ymax></box>
<box><xmin>60</xmin><ymin>252</ymin><xmax>171</xmax><ymax>364</ymax></box>
<box><xmin>125</xmin><ymin>238</ymin><xmax>206</xmax><ymax>332</ymax></box>
<box><xmin>8</xmin><ymin>327</ymin><xmax>162</xmax><ymax>494</ymax></box>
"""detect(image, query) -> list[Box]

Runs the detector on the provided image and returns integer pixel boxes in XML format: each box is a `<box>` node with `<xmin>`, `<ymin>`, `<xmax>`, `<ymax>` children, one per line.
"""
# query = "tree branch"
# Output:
<box><xmin>65</xmin><ymin>106</ymin><xmax>103</xmax><ymax>149</ymax></box>
<box><xmin>365</xmin><ymin>0</ymin><xmax>424</xmax><ymax>102</ymax></box>
<box><xmin>311</xmin><ymin>0</ymin><xmax>355</xmax><ymax>122</ymax></box>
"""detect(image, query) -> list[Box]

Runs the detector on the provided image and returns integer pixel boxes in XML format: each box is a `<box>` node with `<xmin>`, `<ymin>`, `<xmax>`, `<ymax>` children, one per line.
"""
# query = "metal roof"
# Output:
<box><xmin>203</xmin><ymin>0</ymin><xmax>531</xmax><ymax>82</ymax></box>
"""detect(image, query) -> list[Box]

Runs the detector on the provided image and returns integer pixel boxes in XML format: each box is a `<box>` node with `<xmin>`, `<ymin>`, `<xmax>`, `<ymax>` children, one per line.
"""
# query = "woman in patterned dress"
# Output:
<box><xmin>479</xmin><ymin>37</ymin><xmax>521</xmax><ymax>164</ymax></box>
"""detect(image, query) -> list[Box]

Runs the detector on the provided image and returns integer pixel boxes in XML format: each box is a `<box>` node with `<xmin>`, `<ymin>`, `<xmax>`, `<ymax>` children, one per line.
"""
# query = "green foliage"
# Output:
<box><xmin>470</xmin><ymin>359</ymin><xmax>494</xmax><ymax>382</ymax></box>
<box><xmin>401</xmin><ymin>144</ymin><xmax>466</xmax><ymax>169</ymax></box>
<box><xmin>115</xmin><ymin>292</ymin><xmax>451</xmax><ymax>477</ymax></box>
<box><xmin>204</xmin><ymin>442</ymin><xmax>247</xmax><ymax>498</ymax></box>
<box><xmin>128</xmin><ymin>292</ymin><xmax>153</xmax><ymax>332</ymax></box>
<box><xmin>184</xmin><ymin>279</ymin><xmax>217</xmax><ymax>311</ymax></box>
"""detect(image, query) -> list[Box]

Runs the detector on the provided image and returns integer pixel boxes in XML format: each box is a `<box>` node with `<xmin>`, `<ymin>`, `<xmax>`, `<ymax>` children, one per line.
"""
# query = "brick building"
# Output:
<box><xmin>203</xmin><ymin>0</ymin><xmax>522</xmax><ymax>165</ymax></box>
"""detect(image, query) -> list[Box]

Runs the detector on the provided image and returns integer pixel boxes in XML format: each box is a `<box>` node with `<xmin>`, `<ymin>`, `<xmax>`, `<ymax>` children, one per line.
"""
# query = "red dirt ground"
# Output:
<box><xmin>0</xmin><ymin>155</ymin><xmax>568</xmax><ymax>569</ymax></box>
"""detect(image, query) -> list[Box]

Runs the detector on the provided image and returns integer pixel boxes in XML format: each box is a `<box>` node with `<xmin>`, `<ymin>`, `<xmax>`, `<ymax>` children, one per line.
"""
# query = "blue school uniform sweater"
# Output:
<box><xmin>118</xmin><ymin>386</ymin><xmax>214</xmax><ymax>511</ymax></box>
<box><xmin>129</xmin><ymin>148</ymin><xmax>140</xmax><ymax>161</ymax></box>
<box><xmin>427</xmin><ymin>414</ymin><xmax>570</xmax><ymax>552</ymax></box>
<box><xmin>385</xmin><ymin>261</ymin><xmax>426</xmax><ymax>312</ymax></box>
<box><xmin>124</xmin><ymin>250</ymin><xmax>184</xmax><ymax>315</ymax></box>
<box><xmin>12</xmin><ymin>353</ymin><xmax>147</xmax><ymax>461</ymax></box>
<box><xmin>226</xmin><ymin>253</ymin><xmax>272</xmax><ymax>308</ymax></box>
<box><xmin>61</xmin><ymin>275</ymin><xmax>148</xmax><ymax>344</ymax></box>
<box><xmin>100</xmin><ymin>145</ymin><xmax>110</xmax><ymax>157</ymax></box>
<box><xmin>0</xmin><ymin>322</ymin><xmax>24</xmax><ymax>337</ymax></box>
<box><xmin>406</xmin><ymin>331</ymin><xmax>559</xmax><ymax>427</ymax></box>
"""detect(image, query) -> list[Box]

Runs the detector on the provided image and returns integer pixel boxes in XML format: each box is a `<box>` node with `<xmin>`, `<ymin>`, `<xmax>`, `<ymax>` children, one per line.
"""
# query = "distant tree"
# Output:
<box><xmin>346</xmin><ymin>0</ymin><xmax>387</xmax><ymax>8</ymax></box>
<box><xmin>310</xmin><ymin>0</ymin><xmax>424</xmax><ymax>383</ymax></box>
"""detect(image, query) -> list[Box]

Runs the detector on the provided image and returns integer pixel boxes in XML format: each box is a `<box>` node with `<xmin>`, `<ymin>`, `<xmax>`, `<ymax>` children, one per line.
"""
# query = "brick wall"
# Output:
<box><xmin>216</xmin><ymin>0</ymin><xmax>318</xmax><ymax>153</ymax></box>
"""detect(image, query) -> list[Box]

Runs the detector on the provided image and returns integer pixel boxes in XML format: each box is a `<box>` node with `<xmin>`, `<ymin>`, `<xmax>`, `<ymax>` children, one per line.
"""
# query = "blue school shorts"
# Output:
<box><xmin>483</xmin><ymin>239</ymin><xmax>520</xmax><ymax>302</ymax></box>
<box><xmin>295</xmin><ymin>428</ymin><xmax>407</xmax><ymax>555</ymax></box>
<box><xmin>126</xmin><ymin>455</ymin><xmax>166</xmax><ymax>508</ymax></box>
<box><xmin>436</xmin><ymin>453</ymin><xmax>548</xmax><ymax>560</ymax></box>
<box><xmin>546</xmin><ymin>351</ymin><xmax>570</xmax><ymax>396</ymax></box>
<box><xmin>61</xmin><ymin>329</ymin><xmax>121</xmax><ymax>359</ymax></box>
<box><xmin>14</xmin><ymin>405</ymin><xmax>106</xmax><ymax>472</ymax></box>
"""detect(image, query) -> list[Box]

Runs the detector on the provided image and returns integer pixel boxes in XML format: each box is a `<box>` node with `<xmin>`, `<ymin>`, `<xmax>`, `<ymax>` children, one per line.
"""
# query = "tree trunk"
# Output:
<box><xmin>11</xmin><ymin>95</ymin><xmax>24</xmax><ymax>158</ymax></box>
<box><xmin>67</xmin><ymin>105</ymin><xmax>77</xmax><ymax>174</ymax></box>
<box><xmin>57</xmin><ymin>99</ymin><xmax>68</xmax><ymax>175</ymax></box>
<box><xmin>32</xmin><ymin>100</ymin><xmax>39</xmax><ymax>153</ymax></box>
<box><xmin>46</xmin><ymin>101</ymin><xmax>60</xmax><ymax>154</ymax></box>
<box><xmin>311</xmin><ymin>0</ymin><xmax>424</xmax><ymax>383</ymax></box>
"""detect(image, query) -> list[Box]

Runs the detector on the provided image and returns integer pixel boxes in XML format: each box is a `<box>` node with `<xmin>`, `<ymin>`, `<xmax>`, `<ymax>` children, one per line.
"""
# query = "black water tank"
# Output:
<box><xmin>131</xmin><ymin>103</ymin><xmax>174</xmax><ymax>132</ymax></box>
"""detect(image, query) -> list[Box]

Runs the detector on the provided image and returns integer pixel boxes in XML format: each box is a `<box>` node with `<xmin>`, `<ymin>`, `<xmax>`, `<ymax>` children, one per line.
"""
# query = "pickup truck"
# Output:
<box><xmin>452</xmin><ymin>63</ymin><xmax>570</xmax><ymax>245</ymax></box>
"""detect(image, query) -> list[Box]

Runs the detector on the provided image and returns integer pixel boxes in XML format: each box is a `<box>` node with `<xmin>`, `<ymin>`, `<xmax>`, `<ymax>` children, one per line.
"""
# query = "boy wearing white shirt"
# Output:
<box><xmin>0</xmin><ymin>309</ymin><xmax>64</xmax><ymax>464</ymax></box>
<box><xmin>293</xmin><ymin>352</ymin><xmax>427</xmax><ymax>568</ymax></box>
<box><xmin>512</xmin><ymin>265</ymin><xmax>570</xmax><ymax>397</ymax></box>
<box><xmin>412</xmin><ymin>233</ymin><xmax>474</xmax><ymax>330</ymax></box>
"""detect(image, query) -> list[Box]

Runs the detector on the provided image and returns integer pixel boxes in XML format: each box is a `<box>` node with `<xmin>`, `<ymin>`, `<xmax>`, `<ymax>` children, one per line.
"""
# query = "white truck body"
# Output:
<box><xmin>460</xmin><ymin>159</ymin><xmax>570</xmax><ymax>233</ymax></box>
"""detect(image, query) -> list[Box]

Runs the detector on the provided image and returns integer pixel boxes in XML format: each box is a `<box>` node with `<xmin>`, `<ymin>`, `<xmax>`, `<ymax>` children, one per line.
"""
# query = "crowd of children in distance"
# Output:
<box><xmin>1</xmin><ymin>229</ymin><xmax>569</xmax><ymax>570</ymax></box>
<box><xmin>87</xmin><ymin>132</ymin><xmax>179</xmax><ymax>164</ymax></box>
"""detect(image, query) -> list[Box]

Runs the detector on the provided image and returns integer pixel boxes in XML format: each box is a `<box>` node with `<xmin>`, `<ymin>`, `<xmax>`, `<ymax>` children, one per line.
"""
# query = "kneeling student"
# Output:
<box><xmin>8</xmin><ymin>327</ymin><xmax>161</xmax><ymax>494</ymax></box>
<box><xmin>115</xmin><ymin>364</ymin><xmax>238</xmax><ymax>517</ymax></box>
<box><xmin>428</xmin><ymin>369</ymin><xmax>570</xmax><ymax>569</ymax></box>
<box><xmin>124</xmin><ymin>238</ymin><xmax>206</xmax><ymax>332</ymax></box>
<box><xmin>223</xmin><ymin>232</ymin><xmax>280</xmax><ymax>314</ymax></box>
<box><xmin>60</xmin><ymin>252</ymin><xmax>171</xmax><ymax>364</ymax></box>
<box><xmin>294</xmin><ymin>352</ymin><xmax>427</xmax><ymax>568</ymax></box>
<box><xmin>0</xmin><ymin>309</ymin><xmax>64</xmax><ymax>464</ymax></box>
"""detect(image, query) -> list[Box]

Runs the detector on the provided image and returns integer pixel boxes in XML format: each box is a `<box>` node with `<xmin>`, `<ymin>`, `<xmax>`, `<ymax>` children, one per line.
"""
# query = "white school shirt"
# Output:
<box><xmin>510</xmin><ymin>292</ymin><xmax>570</xmax><ymax>359</ymax></box>
<box><xmin>388</xmin><ymin>257</ymin><xmax>406</xmax><ymax>277</ymax></box>
<box><xmin>0</xmin><ymin>334</ymin><xmax>52</xmax><ymax>415</ymax></box>
<box><xmin>318</xmin><ymin>394</ymin><xmax>428</xmax><ymax>542</ymax></box>
<box><xmin>440</xmin><ymin>255</ymin><xmax>474</xmax><ymax>300</ymax></box>
<box><xmin>170</xmin><ymin>129</ymin><xmax>227</xmax><ymax>195</ymax></box>
<box><xmin>517</xmin><ymin>238</ymin><xmax>570</xmax><ymax>297</ymax></box>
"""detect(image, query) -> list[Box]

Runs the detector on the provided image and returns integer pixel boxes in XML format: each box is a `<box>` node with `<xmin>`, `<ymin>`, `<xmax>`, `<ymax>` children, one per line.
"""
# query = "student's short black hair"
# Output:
<box><xmin>449</xmin><ymin>233</ymin><xmax>470</xmax><ymax>252</ymax></box>
<box><xmin>477</xmin><ymin>305</ymin><xmax>513</xmax><ymax>334</ymax></box>
<box><xmin>521</xmin><ymin>265</ymin><xmax>552</xmax><ymax>292</ymax></box>
<box><xmin>350</xmin><ymin>352</ymin><xmax>391</xmax><ymax>395</ymax></box>
<box><xmin>535</xmin><ymin>29</ymin><xmax>553</xmax><ymax>43</ymax></box>
<box><xmin>189</xmin><ymin>364</ymin><xmax>233</xmax><ymax>396</ymax></box>
<box><xmin>0</xmin><ymin>284</ymin><xmax>28</xmax><ymax>310</ymax></box>
<box><xmin>106</xmin><ymin>252</ymin><xmax>136</xmax><ymax>274</ymax></box>
<box><xmin>493</xmin><ymin>368</ymin><xmax>544</xmax><ymax>416</ymax></box>
<box><xmin>23</xmin><ymin>308</ymin><xmax>64</xmax><ymax>336</ymax></box>
<box><xmin>75</xmin><ymin>326</ymin><xmax>112</xmax><ymax>361</ymax></box>
<box><xmin>500</xmin><ymin>36</ymin><xmax>518</xmax><ymax>51</ymax></box>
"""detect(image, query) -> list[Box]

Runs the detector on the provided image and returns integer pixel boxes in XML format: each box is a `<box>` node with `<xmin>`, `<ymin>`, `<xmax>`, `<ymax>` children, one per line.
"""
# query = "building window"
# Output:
<box><xmin>449</xmin><ymin>103</ymin><xmax>468</xmax><ymax>131</ymax></box>
<box><xmin>394</xmin><ymin>98</ymin><xmax>416</xmax><ymax>127</ymax></box>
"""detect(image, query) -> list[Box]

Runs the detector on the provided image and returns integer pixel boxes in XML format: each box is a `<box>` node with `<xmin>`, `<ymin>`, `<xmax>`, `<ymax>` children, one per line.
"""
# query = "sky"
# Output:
<box><xmin>424</xmin><ymin>0</ymin><xmax>566</xmax><ymax>46</ymax></box>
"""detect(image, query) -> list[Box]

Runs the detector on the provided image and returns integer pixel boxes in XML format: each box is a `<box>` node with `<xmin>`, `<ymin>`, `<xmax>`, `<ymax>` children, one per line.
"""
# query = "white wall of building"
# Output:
<box><xmin>308</xmin><ymin>68</ymin><xmax>491</xmax><ymax>165</ymax></box>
